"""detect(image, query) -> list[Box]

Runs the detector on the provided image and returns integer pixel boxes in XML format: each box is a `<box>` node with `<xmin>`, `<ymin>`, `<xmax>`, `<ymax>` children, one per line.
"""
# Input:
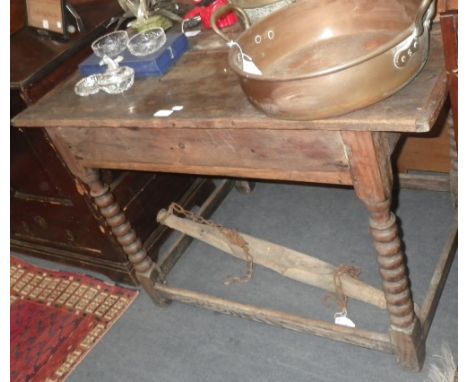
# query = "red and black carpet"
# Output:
<box><xmin>10</xmin><ymin>257</ymin><xmax>139</xmax><ymax>382</ymax></box>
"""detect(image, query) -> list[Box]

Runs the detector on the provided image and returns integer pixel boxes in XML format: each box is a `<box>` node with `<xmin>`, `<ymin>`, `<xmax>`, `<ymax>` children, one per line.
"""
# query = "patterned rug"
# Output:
<box><xmin>10</xmin><ymin>257</ymin><xmax>139</xmax><ymax>382</ymax></box>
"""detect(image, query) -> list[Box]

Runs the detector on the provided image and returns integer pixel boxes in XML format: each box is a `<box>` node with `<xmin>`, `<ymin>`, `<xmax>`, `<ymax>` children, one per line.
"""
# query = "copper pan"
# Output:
<box><xmin>211</xmin><ymin>0</ymin><xmax>436</xmax><ymax>120</ymax></box>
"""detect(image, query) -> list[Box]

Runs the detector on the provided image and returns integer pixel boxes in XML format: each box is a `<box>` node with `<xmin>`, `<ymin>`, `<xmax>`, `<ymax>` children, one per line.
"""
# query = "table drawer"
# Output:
<box><xmin>55</xmin><ymin>127</ymin><xmax>353</xmax><ymax>185</ymax></box>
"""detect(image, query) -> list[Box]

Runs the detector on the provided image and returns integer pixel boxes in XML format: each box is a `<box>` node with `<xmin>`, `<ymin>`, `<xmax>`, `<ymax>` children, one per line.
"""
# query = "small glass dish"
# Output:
<box><xmin>74</xmin><ymin>75</ymin><xmax>100</xmax><ymax>96</ymax></box>
<box><xmin>97</xmin><ymin>66</ymin><xmax>135</xmax><ymax>94</ymax></box>
<box><xmin>92</xmin><ymin>30</ymin><xmax>129</xmax><ymax>58</ymax></box>
<box><xmin>127</xmin><ymin>27</ymin><xmax>166</xmax><ymax>57</ymax></box>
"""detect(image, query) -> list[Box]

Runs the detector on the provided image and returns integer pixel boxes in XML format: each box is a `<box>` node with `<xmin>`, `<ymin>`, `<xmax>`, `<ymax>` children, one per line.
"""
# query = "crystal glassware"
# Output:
<box><xmin>74</xmin><ymin>74</ymin><xmax>100</xmax><ymax>96</ymax></box>
<box><xmin>75</xmin><ymin>56</ymin><xmax>135</xmax><ymax>96</ymax></box>
<box><xmin>127</xmin><ymin>27</ymin><xmax>166</xmax><ymax>57</ymax></box>
<box><xmin>91</xmin><ymin>30</ymin><xmax>129</xmax><ymax>58</ymax></box>
<box><xmin>96</xmin><ymin>55</ymin><xmax>135</xmax><ymax>94</ymax></box>
<box><xmin>97</xmin><ymin>66</ymin><xmax>135</xmax><ymax>94</ymax></box>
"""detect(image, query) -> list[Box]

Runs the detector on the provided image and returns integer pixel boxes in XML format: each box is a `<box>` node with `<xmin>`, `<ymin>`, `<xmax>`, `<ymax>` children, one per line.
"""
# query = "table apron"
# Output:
<box><xmin>53</xmin><ymin>127</ymin><xmax>353</xmax><ymax>184</ymax></box>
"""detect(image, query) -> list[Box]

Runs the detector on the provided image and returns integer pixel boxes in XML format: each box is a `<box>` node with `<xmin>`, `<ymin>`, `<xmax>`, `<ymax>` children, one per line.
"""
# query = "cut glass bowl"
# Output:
<box><xmin>92</xmin><ymin>30</ymin><xmax>129</xmax><ymax>58</ymax></box>
<box><xmin>127</xmin><ymin>27</ymin><xmax>166</xmax><ymax>57</ymax></box>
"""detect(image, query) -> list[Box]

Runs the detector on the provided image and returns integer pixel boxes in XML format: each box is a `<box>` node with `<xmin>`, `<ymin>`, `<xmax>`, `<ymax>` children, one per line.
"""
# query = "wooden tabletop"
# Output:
<box><xmin>10</xmin><ymin>0</ymin><xmax>121</xmax><ymax>89</ymax></box>
<box><xmin>12</xmin><ymin>26</ymin><xmax>447</xmax><ymax>133</ymax></box>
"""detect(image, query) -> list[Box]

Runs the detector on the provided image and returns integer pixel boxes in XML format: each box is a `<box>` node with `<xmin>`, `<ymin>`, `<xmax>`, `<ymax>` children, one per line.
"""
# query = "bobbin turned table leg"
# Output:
<box><xmin>81</xmin><ymin>169</ymin><xmax>171</xmax><ymax>306</ymax></box>
<box><xmin>342</xmin><ymin>131</ymin><xmax>424</xmax><ymax>371</ymax></box>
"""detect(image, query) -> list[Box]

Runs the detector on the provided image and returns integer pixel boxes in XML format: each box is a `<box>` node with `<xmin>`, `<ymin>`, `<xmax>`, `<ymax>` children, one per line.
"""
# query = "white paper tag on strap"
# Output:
<box><xmin>334</xmin><ymin>311</ymin><xmax>355</xmax><ymax>328</ymax></box>
<box><xmin>227</xmin><ymin>41</ymin><xmax>262</xmax><ymax>76</ymax></box>
<box><xmin>242</xmin><ymin>55</ymin><xmax>263</xmax><ymax>76</ymax></box>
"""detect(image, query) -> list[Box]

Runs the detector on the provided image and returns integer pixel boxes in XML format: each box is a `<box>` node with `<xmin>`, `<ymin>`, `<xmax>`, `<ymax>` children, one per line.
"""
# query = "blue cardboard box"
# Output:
<box><xmin>79</xmin><ymin>32</ymin><xmax>189</xmax><ymax>79</ymax></box>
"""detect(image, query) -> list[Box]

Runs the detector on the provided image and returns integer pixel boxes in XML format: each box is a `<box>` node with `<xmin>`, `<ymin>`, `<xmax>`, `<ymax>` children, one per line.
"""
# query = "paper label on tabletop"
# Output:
<box><xmin>154</xmin><ymin>109</ymin><xmax>174</xmax><ymax>117</ymax></box>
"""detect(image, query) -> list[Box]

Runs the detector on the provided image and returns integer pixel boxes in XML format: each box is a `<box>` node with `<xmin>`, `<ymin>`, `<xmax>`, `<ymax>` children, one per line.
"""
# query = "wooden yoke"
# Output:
<box><xmin>341</xmin><ymin>131</ymin><xmax>424</xmax><ymax>371</ymax></box>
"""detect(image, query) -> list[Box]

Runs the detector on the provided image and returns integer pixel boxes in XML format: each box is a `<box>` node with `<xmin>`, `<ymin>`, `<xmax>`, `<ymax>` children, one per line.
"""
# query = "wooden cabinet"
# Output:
<box><xmin>10</xmin><ymin>0</ymin><xmax>217</xmax><ymax>285</ymax></box>
<box><xmin>438</xmin><ymin>0</ymin><xmax>458</xmax><ymax>12</ymax></box>
<box><xmin>395</xmin><ymin>13</ymin><xmax>456</xmax><ymax>190</ymax></box>
<box><xmin>439</xmin><ymin>7</ymin><xmax>458</xmax><ymax>147</ymax></box>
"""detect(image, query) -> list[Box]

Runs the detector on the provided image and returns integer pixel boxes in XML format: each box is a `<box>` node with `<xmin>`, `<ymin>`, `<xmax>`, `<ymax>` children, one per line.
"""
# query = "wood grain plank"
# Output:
<box><xmin>57</xmin><ymin>127</ymin><xmax>353</xmax><ymax>184</ymax></box>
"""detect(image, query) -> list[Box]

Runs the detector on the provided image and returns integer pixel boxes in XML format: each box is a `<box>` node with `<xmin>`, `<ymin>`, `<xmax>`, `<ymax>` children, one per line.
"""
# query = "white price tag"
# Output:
<box><xmin>154</xmin><ymin>106</ymin><xmax>184</xmax><ymax>117</ymax></box>
<box><xmin>334</xmin><ymin>311</ymin><xmax>355</xmax><ymax>328</ymax></box>
<box><xmin>153</xmin><ymin>109</ymin><xmax>174</xmax><ymax>117</ymax></box>
<box><xmin>242</xmin><ymin>55</ymin><xmax>263</xmax><ymax>76</ymax></box>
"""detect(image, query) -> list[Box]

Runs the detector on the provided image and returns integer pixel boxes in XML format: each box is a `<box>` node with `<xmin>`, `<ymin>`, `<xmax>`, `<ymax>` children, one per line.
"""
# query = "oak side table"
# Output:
<box><xmin>12</xmin><ymin>26</ymin><xmax>457</xmax><ymax>371</ymax></box>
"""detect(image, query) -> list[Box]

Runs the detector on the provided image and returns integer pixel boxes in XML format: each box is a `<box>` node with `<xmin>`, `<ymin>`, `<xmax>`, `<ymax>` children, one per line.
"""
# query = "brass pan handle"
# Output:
<box><xmin>414</xmin><ymin>0</ymin><xmax>435</xmax><ymax>36</ymax></box>
<box><xmin>210</xmin><ymin>4</ymin><xmax>251</xmax><ymax>43</ymax></box>
<box><xmin>394</xmin><ymin>0</ymin><xmax>435</xmax><ymax>68</ymax></box>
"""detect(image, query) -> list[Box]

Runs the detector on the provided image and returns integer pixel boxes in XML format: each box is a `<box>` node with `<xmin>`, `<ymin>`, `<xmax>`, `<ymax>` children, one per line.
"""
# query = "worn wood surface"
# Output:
<box><xmin>13</xmin><ymin>28</ymin><xmax>446</xmax><ymax>133</ymax></box>
<box><xmin>54</xmin><ymin>126</ymin><xmax>352</xmax><ymax>184</ymax></box>
<box><xmin>157</xmin><ymin>211</ymin><xmax>387</xmax><ymax>309</ymax></box>
<box><xmin>153</xmin><ymin>283</ymin><xmax>393</xmax><ymax>353</ymax></box>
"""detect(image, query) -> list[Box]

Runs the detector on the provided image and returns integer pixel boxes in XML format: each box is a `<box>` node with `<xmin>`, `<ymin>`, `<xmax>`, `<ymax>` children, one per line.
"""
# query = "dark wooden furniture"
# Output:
<box><xmin>439</xmin><ymin>1</ymin><xmax>458</xmax><ymax>194</ymax></box>
<box><xmin>439</xmin><ymin>3</ymin><xmax>458</xmax><ymax>204</ymax></box>
<box><xmin>13</xmin><ymin>27</ymin><xmax>457</xmax><ymax>371</ymax></box>
<box><xmin>395</xmin><ymin>0</ymin><xmax>457</xmax><ymax>191</ymax></box>
<box><xmin>10</xmin><ymin>0</ymin><xmax>227</xmax><ymax>285</ymax></box>
<box><xmin>11</xmin><ymin>0</ymin><xmax>26</xmax><ymax>34</ymax></box>
<box><xmin>440</xmin><ymin>13</ymin><xmax>457</xmax><ymax>145</ymax></box>
<box><xmin>396</xmin><ymin>0</ymin><xmax>457</xmax><ymax>191</ymax></box>
<box><xmin>438</xmin><ymin>0</ymin><xmax>458</xmax><ymax>13</ymax></box>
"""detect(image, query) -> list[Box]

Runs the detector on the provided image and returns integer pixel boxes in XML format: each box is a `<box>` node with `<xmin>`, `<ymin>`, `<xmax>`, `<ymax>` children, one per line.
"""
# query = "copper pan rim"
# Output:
<box><xmin>228</xmin><ymin>27</ymin><xmax>413</xmax><ymax>81</ymax></box>
<box><xmin>227</xmin><ymin>0</ymin><xmax>435</xmax><ymax>82</ymax></box>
